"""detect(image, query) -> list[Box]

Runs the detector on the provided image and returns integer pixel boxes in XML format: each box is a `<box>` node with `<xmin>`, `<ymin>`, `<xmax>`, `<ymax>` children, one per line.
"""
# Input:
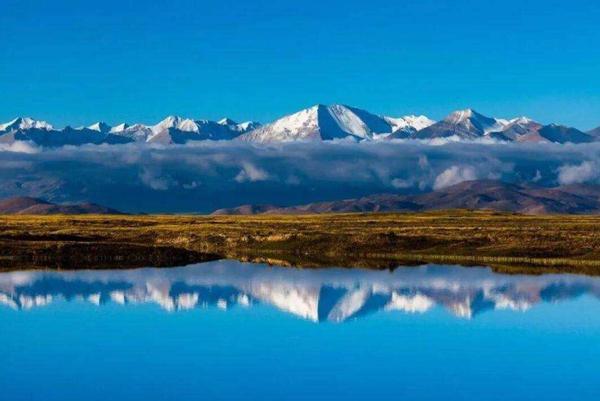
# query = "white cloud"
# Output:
<box><xmin>1</xmin><ymin>141</ymin><xmax>600</xmax><ymax>212</ymax></box>
<box><xmin>0</xmin><ymin>141</ymin><xmax>39</xmax><ymax>154</ymax></box>
<box><xmin>235</xmin><ymin>162</ymin><xmax>269</xmax><ymax>183</ymax></box>
<box><xmin>140</xmin><ymin>168</ymin><xmax>174</xmax><ymax>190</ymax></box>
<box><xmin>433</xmin><ymin>166</ymin><xmax>477</xmax><ymax>190</ymax></box>
<box><xmin>391</xmin><ymin>178</ymin><xmax>413</xmax><ymax>189</ymax></box>
<box><xmin>557</xmin><ymin>161</ymin><xmax>599</xmax><ymax>185</ymax></box>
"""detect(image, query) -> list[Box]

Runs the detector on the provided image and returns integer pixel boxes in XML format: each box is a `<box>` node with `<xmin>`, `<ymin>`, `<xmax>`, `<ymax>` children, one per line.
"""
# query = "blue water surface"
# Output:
<box><xmin>1</xmin><ymin>261</ymin><xmax>599</xmax><ymax>401</ymax></box>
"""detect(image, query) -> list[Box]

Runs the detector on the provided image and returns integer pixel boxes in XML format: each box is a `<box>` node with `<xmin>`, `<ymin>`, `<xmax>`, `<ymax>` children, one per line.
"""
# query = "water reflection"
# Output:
<box><xmin>2</xmin><ymin>260</ymin><xmax>600</xmax><ymax>321</ymax></box>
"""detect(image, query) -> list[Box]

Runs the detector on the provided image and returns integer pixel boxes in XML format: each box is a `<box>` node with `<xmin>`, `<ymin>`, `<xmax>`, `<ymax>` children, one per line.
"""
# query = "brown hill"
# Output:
<box><xmin>212</xmin><ymin>180</ymin><xmax>600</xmax><ymax>215</ymax></box>
<box><xmin>0</xmin><ymin>197</ymin><xmax>123</xmax><ymax>215</ymax></box>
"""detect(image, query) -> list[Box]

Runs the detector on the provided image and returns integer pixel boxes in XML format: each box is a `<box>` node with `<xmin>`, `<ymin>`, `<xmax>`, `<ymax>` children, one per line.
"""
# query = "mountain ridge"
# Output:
<box><xmin>212</xmin><ymin>180</ymin><xmax>600</xmax><ymax>215</ymax></box>
<box><xmin>0</xmin><ymin>197</ymin><xmax>123</xmax><ymax>215</ymax></box>
<box><xmin>1</xmin><ymin>106</ymin><xmax>597</xmax><ymax>146</ymax></box>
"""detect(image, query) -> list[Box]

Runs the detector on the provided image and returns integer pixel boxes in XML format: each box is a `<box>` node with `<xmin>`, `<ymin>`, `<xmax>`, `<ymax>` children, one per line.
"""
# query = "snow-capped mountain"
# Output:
<box><xmin>87</xmin><ymin>122</ymin><xmax>112</xmax><ymax>133</ymax></box>
<box><xmin>496</xmin><ymin>117</ymin><xmax>543</xmax><ymax>141</ymax></box>
<box><xmin>385</xmin><ymin>115</ymin><xmax>435</xmax><ymax>132</ymax></box>
<box><xmin>414</xmin><ymin>109</ymin><xmax>509</xmax><ymax>140</ymax></box>
<box><xmin>238</xmin><ymin>104</ymin><xmax>397</xmax><ymax>142</ymax></box>
<box><xmin>218</xmin><ymin>118</ymin><xmax>260</xmax><ymax>132</ymax></box>
<box><xmin>110</xmin><ymin>123</ymin><xmax>129</xmax><ymax>133</ymax></box>
<box><xmin>0</xmin><ymin>107</ymin><xmax>597</xmax><ymax>146</ymax></box>
<box><xmin>414</xmin><ymin>109</ymin><xmax>595</xmax><ymax>143</ymax></box>
<box><xmin>147</xmin><ymin>116</ymin><xmax>261</xmax><ymax>144</ymax></box>
<box><xmin>0</xmin><ymin>117</ymin><xmax>53</xmax><ymax>132</ymax></box>
<box><xmin>0</xmin><ymin>115</ymin><xmax>261</xmax><ymax>146</ymax></box>
<box><xmin>109</xmin><ymin>123</ymin><xmax>153</xmax><ymax>142</ymax></box>
<box><xmin>496</xmin><ymin>119</ymin><xmax>594</xmax><ymax>143</ymax></box>
<box><xmin>384</xmin><ymin>115</ymin><xmax>435</xmax><ymax>139</ymax></box>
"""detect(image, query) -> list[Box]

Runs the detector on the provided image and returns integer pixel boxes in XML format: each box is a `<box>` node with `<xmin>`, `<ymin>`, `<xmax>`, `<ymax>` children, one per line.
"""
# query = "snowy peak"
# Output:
<box><xmin>238</xmin><ymin>105</ymin><xmax>322</xmax><ymax>142</ymax></box>
<box><xmin>236</xmin><ymin>121</ymin><xmax>261</xmax><ymax>132</ymax></box>
<box><xmin>218</xmin><ymin>118</ymin><xmax>261</xmax><ymax>133</ymax></box>
<box><xmin>446</xmin><ymin>108</ymin><xmax>476</xmax><ymax>123</ymax></box>
<box><xmin>446</xmin><ymin>108</ymin><xmax>482</xmax><ymax>122</ymax></box>
<box><xmin>152</xmin><ymin>115</ymin><xmax>200</xmax><ymax>133</ymax></box>
<box><xmin>218</xmin><ymin>118</ymin><xmax>237</xmax><ymax>126</ymax></box>
<box><xmin>384</xmin><ymin>115</ymin><xmax>435</xmax><ymax>134</ymax></box>
<box><xmin>1</xmin><ymin>107</ymin><xmax>597</xmax><ymax>145</ymax></box>
<box><xmin>0</xmin><ymin>117</ymin><xmax>53</xmax><ymax>132</ymax></box>
<box><xmin>510</xmin><ymin>116</ymin><xmax>536</xmax><ymax>125</ymax></box>
<box><xmin>445</xmin><ymin>108</ymin><xmax>503</xmax><ymax>133</ymax></box>
<box><xmin>144</xmin><ymin>115</ymin><xmax>260</xmax><ymax>144</ymax></box>
<box><xmin>110</xmin><ymin>123</ymin><xmax>130</xmax><ymax>133</ymax></box>
<box><xmin>239</xmin><ymin>104</ymin><xmax>395</xmax><ymax>143</ymax></box>
<box><xmin>383</xmin><ymin>115</ymin><xmax>436</xmax><ymax>139</ymax></box>
<box><xmin>415</xmin><ymin>109</ymin><xmax>512</xmax><ymax>140</ymax></box>
<box><xmin>87</xmin><ymin>122</ymin><xmax>112</xmax><ymax>133</ymax></box>
<box><xmin>327</xmin><ymin>104</ymin><xmax>393</xmax><ymax>139</ymax></box>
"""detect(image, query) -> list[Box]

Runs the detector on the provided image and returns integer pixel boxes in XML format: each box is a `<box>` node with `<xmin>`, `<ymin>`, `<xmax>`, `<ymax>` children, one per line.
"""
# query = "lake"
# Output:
<box><xmin>1</xmin><ymin>260</ymin><xmax>599</xmax><ymax>400</ymax></box>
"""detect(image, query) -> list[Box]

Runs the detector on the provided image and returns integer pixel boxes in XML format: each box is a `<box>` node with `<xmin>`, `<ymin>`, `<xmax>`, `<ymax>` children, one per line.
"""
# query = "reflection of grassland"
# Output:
<box><xmin>2</xmin><ymin>210</ymin><xmax>600</xmax><ymax>274</ymax></box>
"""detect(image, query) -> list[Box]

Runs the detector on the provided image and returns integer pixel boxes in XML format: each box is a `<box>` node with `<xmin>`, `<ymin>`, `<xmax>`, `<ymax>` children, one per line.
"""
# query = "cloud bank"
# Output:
<box><xmin>1</xmin><ymin>141</ymin><xmax>600</xmax><ymax>212</ymax></box>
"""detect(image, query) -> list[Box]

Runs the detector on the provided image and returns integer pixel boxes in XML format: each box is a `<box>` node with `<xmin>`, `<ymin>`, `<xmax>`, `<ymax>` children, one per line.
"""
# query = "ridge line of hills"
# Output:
<box><xmin>1</xmin><ymin>106</ymin><xmax>599</xmax><ymax>146</ymax></box>
<box><xmin>0</xmin><ymin>197</ymin><xmax>122</xmax><ymax>215</ymax></box>
<box><xmin>4</xmin><ymin>180</ymin><xmax>600</xmax><ymax>215</ymax></box>
<box><xmin>5</xmin><ymin>180</ymin><xmax>600</xmax><ymax>216</ymax></box>
<box><xmin>212</xmin><ymin>179</ymin><xmax>600</xmax><ymax>215</ymax></box>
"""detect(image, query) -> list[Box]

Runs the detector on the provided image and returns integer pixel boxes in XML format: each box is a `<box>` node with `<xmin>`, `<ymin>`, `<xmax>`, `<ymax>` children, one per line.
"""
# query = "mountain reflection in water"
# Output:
<box><xmin>1</xmin><ymin>260</ymin><xmax>599</xmax><ymax>321</ymax></box>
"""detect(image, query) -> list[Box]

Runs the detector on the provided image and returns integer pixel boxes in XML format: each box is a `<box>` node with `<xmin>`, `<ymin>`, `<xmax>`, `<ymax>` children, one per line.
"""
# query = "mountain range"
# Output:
<box><xmin>2</xmin><ymin>106</ymin><xmax>598</xmax><ymax>146</ymax></box>
<box><xmin>212</xmin><ymin>180</ymin><xmax>600</xmax><ymax>215</ymax></box>
<box><xmin>0</xmin><ymin>197</ymin><xmax>122</xmax><ymax>215</ymax></box>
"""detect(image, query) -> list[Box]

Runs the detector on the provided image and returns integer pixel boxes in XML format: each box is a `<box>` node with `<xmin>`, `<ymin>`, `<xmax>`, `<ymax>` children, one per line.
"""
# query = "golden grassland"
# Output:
<box><xmin>2</xmin><ymin>210</ymin><xmax>600</xmax><ymax>274</ymax></box>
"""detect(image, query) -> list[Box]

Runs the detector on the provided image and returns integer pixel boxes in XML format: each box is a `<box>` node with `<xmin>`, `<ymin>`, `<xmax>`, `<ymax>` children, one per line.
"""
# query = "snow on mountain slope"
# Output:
<box><xmin>415</xmin><ymin>109</ymin><xmax>517</xmax><ymax>140</ymax></box>
<box><xmin>238</xmin><ymin>105</ymin><xmax>328</xmax><ymax>142</ymax></box>
<box><xmin>112</xmin><ymin>124</ymin><xmax>153</xmax><ymax>142</ymax></box>
<box><xmin>151</xmin><ymin>116</ymin><xmax>199</xmax><ymax>134</ymax></box>
<box><xmin>0</xmin><ymin>117</ymin><xmax>53</xmax><ymax>132</ymax></box>
<box><xmin>385</xmin><ymin>115</ymin><xmax>435</xmax><ymax>132</ymax></box>
<box><xmin>450</xmin><ymin>108</ymin><xmax>504</xmax><ymax>134</ymax></box>
<box><xmin>238</xmin><ymin>104</ymin><xmax>395</xmax><ymax>143</ymax></box>
<box><xmin>147</xmin><ymin>116</ymin><xmax>260</xmax><ymax>143</ymax></box>
<box><xmin>87</xmin><ymin>122</ymin><xmax>112</xmax><ymax>133</ymax></box>
<box><xmin>1</xmin><ymin>107</ymin><xmax>597</xmax><ymax>146</ymax></box>
<box><xmin>110</xmin><ymin>123</ymin><xmax>130</xmax><ymax>133</ymax></box>
<box><xmin>497</xmin><ymin>117</ymin><xmax>543</xmax><ymax>141</ymax></box>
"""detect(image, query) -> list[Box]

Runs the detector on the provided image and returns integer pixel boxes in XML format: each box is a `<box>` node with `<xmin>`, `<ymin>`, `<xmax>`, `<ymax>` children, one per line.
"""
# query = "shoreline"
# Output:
<box><xmin>2</xmin><ymin>210</ymin><xmax>600</xmax><ymax>275</ymax></box>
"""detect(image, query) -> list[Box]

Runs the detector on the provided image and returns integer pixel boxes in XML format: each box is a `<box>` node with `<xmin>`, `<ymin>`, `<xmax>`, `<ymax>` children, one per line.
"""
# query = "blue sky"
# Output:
<box><xmin>1</xmin><ymin>0</ymin><xmax>599</xmax><ymax>129</ymax></box>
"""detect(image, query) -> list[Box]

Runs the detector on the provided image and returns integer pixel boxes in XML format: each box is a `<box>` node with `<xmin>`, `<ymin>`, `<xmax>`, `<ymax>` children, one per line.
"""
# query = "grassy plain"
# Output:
<box><xmin>2</xmin><ymin>210</ymin><xmax>600</xmax><ymax>274</ymax></box>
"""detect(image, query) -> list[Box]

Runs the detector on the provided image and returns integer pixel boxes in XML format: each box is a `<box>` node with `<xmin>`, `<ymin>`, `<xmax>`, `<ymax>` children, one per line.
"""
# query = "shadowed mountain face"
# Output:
<box><xmin>588</xmin><ymin>126</ymin><xmax>600</xmax><ymax>138</ymax></box>
<box><xmin>2</xmin><ymin>261</ymin><xmax>600</xmax><ymax>321</ymax></box>
<box><xmin>212</xmin><ymin>180</ymin><xmax>600</xmax><ymax>215</ymax></box>
<box><xmin>0</xmin><ymin>197</ymin><xmax>122</xmax><ymax>215</ymax></box>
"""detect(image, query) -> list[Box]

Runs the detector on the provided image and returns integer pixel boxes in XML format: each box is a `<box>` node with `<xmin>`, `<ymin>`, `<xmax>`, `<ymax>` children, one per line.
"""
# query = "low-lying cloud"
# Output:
<box><xmin>557</xmin><ymin>161</ymin><xmax>600</xmax><ymax>185</ymax></box>
<box><xmin>433</xmin><ymin>166</ymin><xmax>478</xmax><ymax>190</ymax></box>
<box><xmin>1</xmin><ymin>141</ymin><xmax>600</xmax><ymax>212</ymax></box>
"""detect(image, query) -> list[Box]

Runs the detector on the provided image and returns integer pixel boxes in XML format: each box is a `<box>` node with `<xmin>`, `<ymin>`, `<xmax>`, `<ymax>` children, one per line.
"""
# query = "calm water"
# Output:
<box><xmin>1</xmin><ymin>260</ymin><xmax>600</xmax><ymax>401</ymax></box>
